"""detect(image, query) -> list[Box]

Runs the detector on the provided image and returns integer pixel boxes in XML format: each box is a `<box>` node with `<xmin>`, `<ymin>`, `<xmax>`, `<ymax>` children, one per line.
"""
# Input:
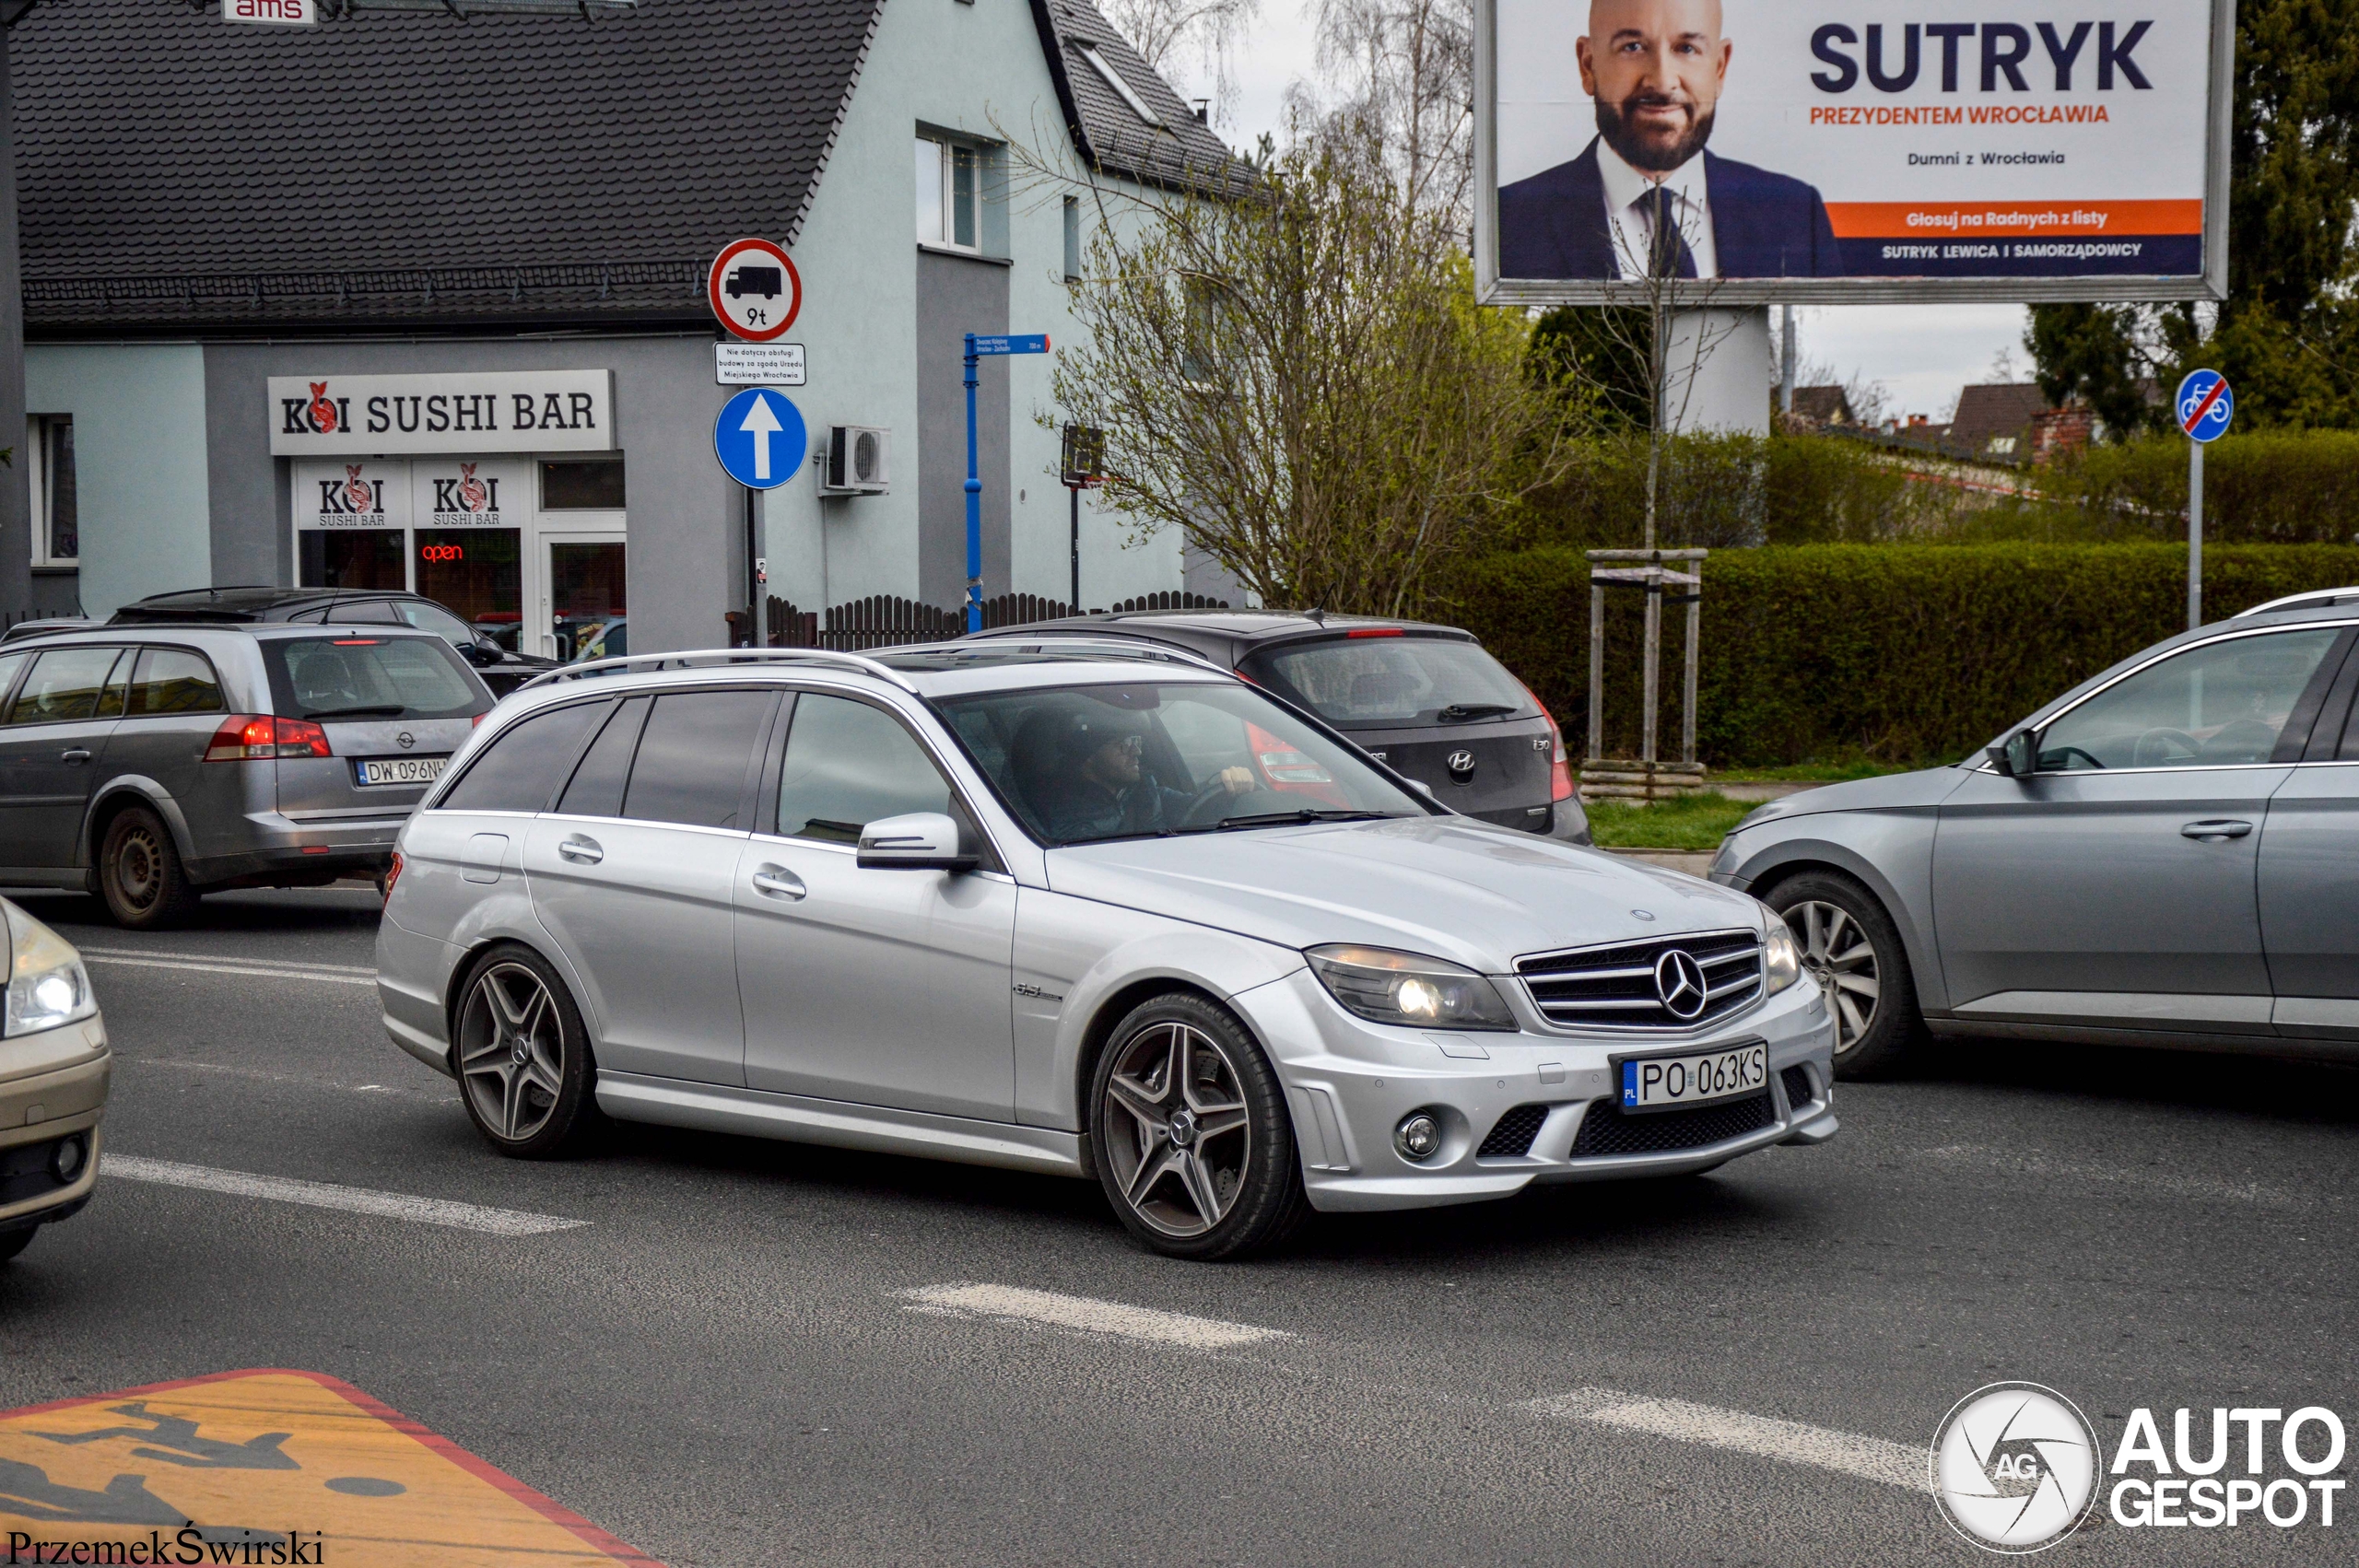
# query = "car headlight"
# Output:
<box><xmin>1305</xmin><ymin>944</ymin><xmax>1518</xmax><ymax>1032</ymax></box>
<box><xmin>1761</xmin><ymin>913</ymin><xmax>1802</xmax><ymax>995</ymax></box>
<box><xmin>5</xmin><ymin>905</ymin><xmax>96</xmax><ymax>1036</ymax></box>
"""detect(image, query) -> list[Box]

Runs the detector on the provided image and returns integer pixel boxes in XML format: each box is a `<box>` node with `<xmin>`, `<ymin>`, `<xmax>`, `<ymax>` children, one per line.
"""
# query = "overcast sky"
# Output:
<box><xmin>1187</xmin><ymin>2</ymin><xmax>2032</xmax><ymax>422</ymax></box>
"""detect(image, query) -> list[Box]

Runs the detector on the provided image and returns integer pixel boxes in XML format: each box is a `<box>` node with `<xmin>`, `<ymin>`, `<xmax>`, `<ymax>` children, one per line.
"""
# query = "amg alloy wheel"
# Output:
<box><xmin>1766</xmin><ymin>871</ymin><xmax>1921</xmax><ymax>1080</ymax></box>
<box><xmin>453</xmin><ymin>947</ymin><xmax>601</xmax><ymax>1158</ymax></box>
<box><xmin>1090</xmin><ymin>993</ymin><xmax>1308</xmax><ymax>1259</ymax></box>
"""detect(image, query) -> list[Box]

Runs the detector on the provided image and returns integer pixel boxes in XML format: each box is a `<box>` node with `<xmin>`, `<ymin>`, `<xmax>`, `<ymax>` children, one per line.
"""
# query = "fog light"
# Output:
<box><xmin>49</xmin><ymin>1133</ymin><xmax>85</xmax><ymax>1183</ymax></box>
<box><xmin>1394</xmin><ymin>1111</ymin><xmax>1443</xmax><ymax>1162</ymax></box>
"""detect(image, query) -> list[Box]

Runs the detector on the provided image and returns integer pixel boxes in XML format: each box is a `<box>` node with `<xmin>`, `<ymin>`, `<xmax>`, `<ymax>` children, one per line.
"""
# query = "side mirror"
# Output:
<box><xmin>856</xmin><ymin>812</ymin><xmax>978</xmax><ymax>872</ymax></box>
<box><xmin>1989</xmin><ymin>730</ymin><xmax>2038</xmax><ymax>778</ymax></box>
<box><xmin>461</xmin><ymin>640</ymin><xmax>500</xmax><ymax>668</ymax></box>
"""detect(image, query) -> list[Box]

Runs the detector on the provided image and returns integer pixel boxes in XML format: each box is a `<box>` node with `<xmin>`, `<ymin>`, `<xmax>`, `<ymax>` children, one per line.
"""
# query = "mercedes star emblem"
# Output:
<box><xmin>1654</xmin><ymin>949</ymin><xmax>1708</xmax><ymax>1021</ymax></box>
<box><xmin>1447</xmin><ymin>749</ymin><xmax>1476</xmax><ymax>781</ymax></box>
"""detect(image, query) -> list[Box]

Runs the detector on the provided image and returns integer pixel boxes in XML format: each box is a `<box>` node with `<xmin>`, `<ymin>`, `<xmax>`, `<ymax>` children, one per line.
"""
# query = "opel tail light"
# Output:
<box><xmin>204</xmin><ymin>715</ymin><xmax>333</xmax><ymax>762</ymax></box>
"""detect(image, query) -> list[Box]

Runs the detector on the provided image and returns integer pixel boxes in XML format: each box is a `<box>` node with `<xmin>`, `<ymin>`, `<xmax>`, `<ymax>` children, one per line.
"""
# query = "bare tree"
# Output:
<box><xmin>1098</xmin><ymin>0</ymin><xmax>1262</xmax><ymax>122</ymax></box>
<box><xmin>1023</xmin><ymin>127</ymin><xmax>1585</xmax><ymax>614</ymax></box>
<box><xmin>1287</xmin><ymin>0</ymin><xmax>1473</xmax><ymax>217</ymax></box>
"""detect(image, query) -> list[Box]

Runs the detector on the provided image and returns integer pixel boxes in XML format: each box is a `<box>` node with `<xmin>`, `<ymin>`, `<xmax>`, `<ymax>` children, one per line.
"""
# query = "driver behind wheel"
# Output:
<box><xmin>1035</xmin><ymin>706</ymin><xmax>1253</xmax><ymax>840</ymax></box>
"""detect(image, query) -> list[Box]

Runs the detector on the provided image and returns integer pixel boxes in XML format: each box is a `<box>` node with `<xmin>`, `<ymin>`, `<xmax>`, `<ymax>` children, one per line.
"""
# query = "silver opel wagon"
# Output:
<box><xmin>378</xmin><ymin>646</ymin><xmax>1837</xmax><ymax>1258</ymax></box>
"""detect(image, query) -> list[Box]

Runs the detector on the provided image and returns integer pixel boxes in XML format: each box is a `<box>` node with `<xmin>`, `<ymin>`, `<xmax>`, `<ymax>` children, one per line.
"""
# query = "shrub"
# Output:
<box><xmin>1449</xmin><ymin>543</ymin><xmax>2359</xmax><ymax>768</ymax></box>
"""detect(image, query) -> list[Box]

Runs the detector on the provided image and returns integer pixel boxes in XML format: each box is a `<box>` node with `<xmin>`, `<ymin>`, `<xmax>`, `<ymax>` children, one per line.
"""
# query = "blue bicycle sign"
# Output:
<box><xmin>2177</xmin><ymin>369</ymin><xmax>2234</xmax><ymax>444</ymax></box>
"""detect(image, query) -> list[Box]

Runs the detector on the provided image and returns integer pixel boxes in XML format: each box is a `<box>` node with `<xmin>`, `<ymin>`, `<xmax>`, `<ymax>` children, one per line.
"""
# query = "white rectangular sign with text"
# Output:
<box><xmin>267</xmin><ymin>370</ymin><xmax>616</xmax><ymax>456</ymax></box>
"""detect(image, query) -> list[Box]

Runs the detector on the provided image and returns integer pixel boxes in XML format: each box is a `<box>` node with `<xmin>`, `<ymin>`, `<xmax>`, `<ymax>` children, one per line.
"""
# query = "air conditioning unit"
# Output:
<box><xmin>822</xmin><ymin>426</ymin><xmax>890</xmax><ymax>495</ymax></box>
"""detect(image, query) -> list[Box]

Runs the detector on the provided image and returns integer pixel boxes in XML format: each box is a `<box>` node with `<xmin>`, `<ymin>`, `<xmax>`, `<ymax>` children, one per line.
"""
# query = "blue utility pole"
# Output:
<box><xmin>962</xmin><ymin>333</ymin><xmax>1051</xmax><ymax>632</ymax></box>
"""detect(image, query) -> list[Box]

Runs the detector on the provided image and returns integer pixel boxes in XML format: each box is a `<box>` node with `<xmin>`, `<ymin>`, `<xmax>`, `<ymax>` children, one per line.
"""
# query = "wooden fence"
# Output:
<box><xmin>761</xmin><ymin>590</ymin><xmax>1229</xmax><ymax>650</ymax></box>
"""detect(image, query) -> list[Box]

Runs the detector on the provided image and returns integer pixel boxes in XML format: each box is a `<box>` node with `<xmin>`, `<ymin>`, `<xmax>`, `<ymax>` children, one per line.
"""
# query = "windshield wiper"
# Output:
<box><xmin>1183</xmin><ymin>808</ymin><xmax>1405</xmax><ymax>834</ymax></box>
<box><xmin>1438</xmin><ymin>703</ymin><xmax>1518</xmax><ymax>721</ymax></box>
<box><xmin>303</xmin><ymin>704</ymin><xmax>409</xmax><ymax>720</ymax></box>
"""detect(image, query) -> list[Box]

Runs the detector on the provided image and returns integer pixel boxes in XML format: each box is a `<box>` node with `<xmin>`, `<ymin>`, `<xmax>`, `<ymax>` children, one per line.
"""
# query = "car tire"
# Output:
<box><xmin>1088</xmin><ymin>992</ymin><xmax>1309</xmax><ymax>1261</ymax></box>
<box><xmin>452</xmin><ymin>944</ymin><xmax>604</xmax><ymax>1160</ymax></box>
<box><xmin>99</xmin><ymin>806</ymin><xmax>202</xmax><ymax>930</ymax></box>
<box><xmin>1764</xmin><ymin>871</ymin><xmax>1921</xmax><ymax>1081</ymax></box>
<box><xmin>0</xmin><ymin>1226</ymin><xmax>33</xmax><ymax>1264</ymax></box>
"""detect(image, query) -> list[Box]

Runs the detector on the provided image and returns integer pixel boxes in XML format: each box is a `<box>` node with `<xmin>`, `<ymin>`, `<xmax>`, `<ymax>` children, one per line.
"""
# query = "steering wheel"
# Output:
<box><xmin>1177</xmin><ymin>778</ymin><xmax>1238</xmax><ymax>828</ymax></box>
<box><xmin>2130</xmin><ymin>728</ymin><xmax>2202</xmax><ymax>768</ymax></box>
<box><xmin>2042</xmin><ymin>744</ymin><xmax>2106</xmax><ymax>772</ymax></box>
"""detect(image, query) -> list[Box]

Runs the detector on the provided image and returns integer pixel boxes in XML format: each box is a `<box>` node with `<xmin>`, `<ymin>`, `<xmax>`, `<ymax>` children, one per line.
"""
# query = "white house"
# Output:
<box><xmin>13</xmin><ymin>0</ymin><xmax>1242</xmax><ymax>651</ymax></box>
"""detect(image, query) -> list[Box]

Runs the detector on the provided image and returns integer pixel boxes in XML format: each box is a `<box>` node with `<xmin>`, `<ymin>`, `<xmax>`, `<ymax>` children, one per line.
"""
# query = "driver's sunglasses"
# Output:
<box><xmin>1114</xmin><ymin>733</ymin><xmax>1145</xmax><ymax>756</ymax></box>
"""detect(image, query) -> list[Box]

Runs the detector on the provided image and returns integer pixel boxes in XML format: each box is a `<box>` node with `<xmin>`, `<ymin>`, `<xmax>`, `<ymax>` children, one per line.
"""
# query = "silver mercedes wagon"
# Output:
<box><xmin>377</xmin><ymin>645</ymin><xmax>1837</xmax><ymax>1258</ymax></box>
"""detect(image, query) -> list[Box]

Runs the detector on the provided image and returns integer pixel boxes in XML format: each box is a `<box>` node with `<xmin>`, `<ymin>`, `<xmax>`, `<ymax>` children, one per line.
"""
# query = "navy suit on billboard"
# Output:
<box><xmin>1497</xmin><ymin>140</ymin><xmax>1842</xmax><ymax>280</ymax></box>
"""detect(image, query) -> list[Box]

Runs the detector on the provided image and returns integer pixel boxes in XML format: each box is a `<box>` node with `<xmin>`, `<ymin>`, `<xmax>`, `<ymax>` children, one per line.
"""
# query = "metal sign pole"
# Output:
<box><xmin>1069</xmin><ymin>485</ymin><xmax>1081</xmax><ymax>612</ymax></box>
<box><xmin>964</xmin><ymin>333</ymin><xmax>983</xmax><ymax>633</ymax></box>
<box><xmin>2188</xmin><ymin>439</ymin><xmax>2204</xmax><ymax>632</ymax></box>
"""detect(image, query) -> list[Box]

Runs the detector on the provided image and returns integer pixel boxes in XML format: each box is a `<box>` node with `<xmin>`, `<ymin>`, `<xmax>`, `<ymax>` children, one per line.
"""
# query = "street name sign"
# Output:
<box><xmin>708</xmin><ymin>239</ymin><xmax>802</xmax><ymax>343</ymax></box>
<box><xmin>2177</xmin><ymin>369</ymin><xmax>2234</xmax><ymax>442</ymax></box>
<box><xmin>713</xmin><ymin>387</ymin><xmax>808</xmax><ymax>490</ymax></box>
<box><xmin>970</xmin><ymin>334</ymin><xmax>1050</xmax><ymax>357</ymax></box>
<box><xmin>715</xmin><ymin>343</ymin><xmax>806</xmax><ymax>386</ymax></box>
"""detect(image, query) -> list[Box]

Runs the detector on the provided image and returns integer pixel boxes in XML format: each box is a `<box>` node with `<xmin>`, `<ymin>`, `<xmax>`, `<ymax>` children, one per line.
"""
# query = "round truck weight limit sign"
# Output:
<box><xmin>708</xmin><ymin>239</ymin><xmax>803</xmax><ymax>342</ymax></box>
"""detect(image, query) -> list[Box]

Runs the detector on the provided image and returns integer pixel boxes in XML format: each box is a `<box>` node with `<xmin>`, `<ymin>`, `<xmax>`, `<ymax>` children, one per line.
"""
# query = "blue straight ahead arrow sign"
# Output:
<box><xmin>712</xmin><ymin>386</ymin><xmax>808</xmax><ymax>490</ymax></box>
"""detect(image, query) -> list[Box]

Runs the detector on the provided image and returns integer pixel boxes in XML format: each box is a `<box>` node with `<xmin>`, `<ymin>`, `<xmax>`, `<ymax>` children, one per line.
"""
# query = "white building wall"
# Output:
<box><xmin>24</xmin><ymin>343</ymin><xmax>212</xmax><ymax>617</ymax></box>
<box><xmin>767</xmin><ymin>0</ymin><xmax>1183</xmax><ymax>617</ymax></box>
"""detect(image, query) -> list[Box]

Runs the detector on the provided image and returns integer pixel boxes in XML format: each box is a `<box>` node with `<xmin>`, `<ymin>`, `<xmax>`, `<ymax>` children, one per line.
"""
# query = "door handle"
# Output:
<box><xmin>557</xmin><ymin>836</ymin><xmax>604</xmax><ymax>864</ymax></box>
<box><xmin>2181</xmin><ymin>820</ymin><xmax>2254</xmax><ymax>841</ymax></box>
<box><xmin>751</xmin><ymin>864</ymin><xmax>807</xmax><ymax>901</ymax></box>
<box><xmin>59</xmin><ymin>749</ymin><xmax>89</xmax><ymax>765</ymax></box>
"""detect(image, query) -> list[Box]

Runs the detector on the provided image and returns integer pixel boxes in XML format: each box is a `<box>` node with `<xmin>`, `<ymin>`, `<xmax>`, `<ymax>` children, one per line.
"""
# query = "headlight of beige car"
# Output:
<box><xmin>6</xmin><ymin>906</ymin><xmax>97</xmax><ymax>1036</ymax></box>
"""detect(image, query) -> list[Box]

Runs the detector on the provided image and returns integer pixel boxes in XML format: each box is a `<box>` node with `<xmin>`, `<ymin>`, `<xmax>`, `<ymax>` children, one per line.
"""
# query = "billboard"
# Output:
<box><xmin>1476</xmin><ymin>0</ymin><xmax>2234</xmax><ymax>305</ymax></box>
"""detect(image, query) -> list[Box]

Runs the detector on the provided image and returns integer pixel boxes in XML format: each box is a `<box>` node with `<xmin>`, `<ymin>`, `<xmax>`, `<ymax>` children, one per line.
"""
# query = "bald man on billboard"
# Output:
<box><xmin>1497</xmin><ymin>0</ymin><xmax>1840</xmax><ymax>280</ymax></box>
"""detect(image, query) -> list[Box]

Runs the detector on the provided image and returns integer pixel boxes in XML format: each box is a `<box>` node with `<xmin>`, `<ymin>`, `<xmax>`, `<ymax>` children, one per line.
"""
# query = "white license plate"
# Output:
<box><xmin>1620</xmin><ymin>1044</ymin><xmax>1767</xmax><ymax>1111</ymax></box>
<box><xmin>355</xmin><ymin>755</ymin><xmax>448</xmax><ymax>788</ymax></box>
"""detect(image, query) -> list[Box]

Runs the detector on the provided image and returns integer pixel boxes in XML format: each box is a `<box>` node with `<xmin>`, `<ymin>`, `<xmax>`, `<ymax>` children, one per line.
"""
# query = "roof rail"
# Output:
<box><xmin>514</xmin><ymin>647</ymin><xmax>920</xmax><ymax>695</ymax></box>
<box><xmin>920</xmin><ymin>635</ymin><xmax>1230</xmax><ymax>675</ymax></box>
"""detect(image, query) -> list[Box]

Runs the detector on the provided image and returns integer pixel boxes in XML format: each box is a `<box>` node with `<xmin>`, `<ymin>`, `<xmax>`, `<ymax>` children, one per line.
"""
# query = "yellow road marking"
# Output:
<box><xmin>0</xmin><ymin>1369</ymin><xmax>658</xmax><ymax>1565</ymax></box>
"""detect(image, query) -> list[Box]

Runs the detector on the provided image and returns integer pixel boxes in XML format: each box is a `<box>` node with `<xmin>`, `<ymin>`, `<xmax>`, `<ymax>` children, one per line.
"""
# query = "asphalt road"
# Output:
<box><xmin>3</xmin><ymin>886</ymin><xmax>2355</xmax><ymax>1565</ymax></box>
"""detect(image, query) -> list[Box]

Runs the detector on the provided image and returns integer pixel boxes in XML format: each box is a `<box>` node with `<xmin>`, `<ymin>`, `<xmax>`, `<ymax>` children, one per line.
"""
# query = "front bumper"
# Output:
<box><xmin>1230</xmin><ymin>966</ymin><xmax>1837</xmax><ymax>1213</ymax></box>
<box><xmin>0</xmin><ymin>1014</ymin><xmax>110</xmax><ymax>1232</ymax></box>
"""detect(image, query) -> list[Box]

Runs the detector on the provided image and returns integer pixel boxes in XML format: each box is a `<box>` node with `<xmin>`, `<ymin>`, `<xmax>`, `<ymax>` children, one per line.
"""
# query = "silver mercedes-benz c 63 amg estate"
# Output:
<box><xmin>377</xmin><ymin>644</ymin><xmax>1838</xmax><ymax>1258</ymax></box>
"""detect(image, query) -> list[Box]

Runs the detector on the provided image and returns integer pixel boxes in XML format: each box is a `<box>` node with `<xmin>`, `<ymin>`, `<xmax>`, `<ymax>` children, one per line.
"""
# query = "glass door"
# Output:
<box><xmin>546</xmin><ymin>537</ymin><xmax>627</xmax><ymax>663</ymax></box>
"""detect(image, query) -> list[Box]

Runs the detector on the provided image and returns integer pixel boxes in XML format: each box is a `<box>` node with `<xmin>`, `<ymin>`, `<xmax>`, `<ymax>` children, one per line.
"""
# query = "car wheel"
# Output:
<box><xmin>452</xmin><ymin>945</ymin><xmax>603</xmax><ymax>1159</ymax></box>
<box><xmin>1089</xmin><ymin>992</ymin><xmax>1309</xmax><ymax>1260</ymax></box>
<box><xmin>99</xmin><ymin>806</ymin><xmax>201</xmax><ymax>930</ymax></box>
<box><xmin>1765</xmin><ymin>871</ymin><xmax>1921</xmax><ymax>1080</ymax></box>
<box><xmin>0</xmin><ymin>1226</ymin><xmax>33</xmax><ymax>1264</ymax></box>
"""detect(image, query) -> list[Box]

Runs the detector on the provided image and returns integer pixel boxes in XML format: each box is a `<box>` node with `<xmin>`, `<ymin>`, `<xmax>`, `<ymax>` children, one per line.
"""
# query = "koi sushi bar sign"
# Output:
<box><xmin>266</xmin><ymin>370</ymin><xmax>617</xmax><ymax>456</ymax></box>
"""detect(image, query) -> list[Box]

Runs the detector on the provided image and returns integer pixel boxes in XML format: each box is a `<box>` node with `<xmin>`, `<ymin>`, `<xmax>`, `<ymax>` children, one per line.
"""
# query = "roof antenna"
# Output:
<box><xmin>1306</xmin><ymin>605</ymin><xmax>1325</xmax><ymax>626</ymax></box>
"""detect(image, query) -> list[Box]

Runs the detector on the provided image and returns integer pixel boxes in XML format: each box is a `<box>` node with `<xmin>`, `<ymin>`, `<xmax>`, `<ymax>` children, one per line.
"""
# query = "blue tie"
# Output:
<box><xmin>1648</xmin><ymin>185</ymin><xmax>1698</xmax><ymax>279</ymax></box>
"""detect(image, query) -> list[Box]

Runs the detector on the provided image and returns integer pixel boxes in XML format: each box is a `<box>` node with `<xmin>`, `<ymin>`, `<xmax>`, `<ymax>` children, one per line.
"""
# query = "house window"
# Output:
<box><xmin>1063</xmin><ymin>195</ymin><xmax>1081</xmax><ymax>281</ymax></box>
<box><xmin>915</xmin><ymin>136</ymin><xmax>979</xmax><ymax>252</ymax></box>
<box><xmin>25</xmin><ymin>416</ymin><xmax>76</xmax><ymax>567</ymax></box>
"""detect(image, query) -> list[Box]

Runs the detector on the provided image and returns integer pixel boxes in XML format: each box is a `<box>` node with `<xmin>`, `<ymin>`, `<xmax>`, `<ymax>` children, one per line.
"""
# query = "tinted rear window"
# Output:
<box><xmin>262</xmin><ymin>635</ymin><xmax>487</xmax><ymax>722</ymax></box>
<box><xmin>1246</xmin><ymin>638</ymin><xmax>1531</xmax><ymax>729</ymax></box>
<box><xmin>556</xmin><ymin>696</ymin><xmax>649</xmax><ymax>818</ymax></box>
<box><xmin>620</xmin><ymin>690</ymin><xmax>775</xmax><ymax>830</ymax></box>
<box><xmin>440</xmin><ymin>699</ymin><xmax>611</xmax><ymax>813</ymax></box>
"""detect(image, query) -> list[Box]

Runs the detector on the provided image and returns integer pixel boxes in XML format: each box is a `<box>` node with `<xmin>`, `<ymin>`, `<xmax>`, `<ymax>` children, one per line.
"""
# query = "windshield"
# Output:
<box><xmin>261</xmin><ymin>635</ymin><xmax>488</xmax><ymax>722</ymax></box>
<box><xmin>938</xmin><ymin>681</ymin><xmax>1430</xmax><ymax>847</ymax></box>
<box><xmin>1244</xmin><ymin>636</ymin><xmax>1532</xmax><ymax>729</ymax></box>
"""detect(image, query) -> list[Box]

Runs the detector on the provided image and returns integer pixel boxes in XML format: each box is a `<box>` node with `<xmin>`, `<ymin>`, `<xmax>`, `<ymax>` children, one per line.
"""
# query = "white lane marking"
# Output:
<box><xmin>103</xmin><ymin>1155</ymin><xmax>584</xmax><ymax>1237</ymax></box>
<box><xmin>79</xmin><ymin>953</ymin><xmax>376</xmax><ymax>988</ymax></box>
<box><xmin>1532</xmin><ymin>1388</ymin><xmax>1925</xmax><ymax>1492</ymax></box>
<box><xmin>75</xmin><ymin>945</ymin><xmax>377</xmax><ymax>975</ymax></box>
<box><xmin>1916</xmin><ymin>1143</ymin><xmax>2312</xmax><ymax>1210</ymax></box>
<box><xmin>898</xmin><ymin>1283</ymin><xmax>1287</xmax><ymax>1349</ymax></box>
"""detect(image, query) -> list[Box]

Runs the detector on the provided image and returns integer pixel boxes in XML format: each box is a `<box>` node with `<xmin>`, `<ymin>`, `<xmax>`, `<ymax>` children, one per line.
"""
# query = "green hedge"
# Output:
<box><xmin>1449</xmin><ymin>543</ymin><xmax>2359</xmax><ymax>768</ymax></box>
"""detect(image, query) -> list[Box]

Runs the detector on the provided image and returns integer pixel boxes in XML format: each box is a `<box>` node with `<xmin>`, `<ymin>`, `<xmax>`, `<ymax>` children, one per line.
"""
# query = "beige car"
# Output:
<box><xmin>0</xmin><ymin>899</ymin><xmax>107</xmax><ymax>1262</ymax></box>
